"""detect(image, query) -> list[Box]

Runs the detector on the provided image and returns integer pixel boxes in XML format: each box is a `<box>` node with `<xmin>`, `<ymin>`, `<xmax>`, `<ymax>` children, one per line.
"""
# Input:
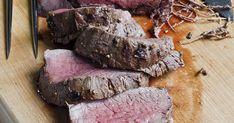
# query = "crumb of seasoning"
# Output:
<box><xmin>164</xmin><ymin>30</ymin><xmax>169</xmax><ymax>33</ymax></box>
<box><xmin>201</xmin><ymin>69</ymin><xmax>207</xmax><ymax>76</ymax></box>
<box><xmin>195</xmin><ymin>68</ymin><xmax>207</xmax><ymax>76</ymax></box>
<box><xmin>186</xmin><ymin>32</ymin><xmax>192</xmax><ymax>39</ymax></box>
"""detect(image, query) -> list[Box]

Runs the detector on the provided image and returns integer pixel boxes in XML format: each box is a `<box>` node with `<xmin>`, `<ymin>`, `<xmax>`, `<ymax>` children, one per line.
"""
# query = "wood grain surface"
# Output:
<box><xmin>0</xmin><ymin>0</ymin><xmax>234</xmax><ymax>123</ymax></box>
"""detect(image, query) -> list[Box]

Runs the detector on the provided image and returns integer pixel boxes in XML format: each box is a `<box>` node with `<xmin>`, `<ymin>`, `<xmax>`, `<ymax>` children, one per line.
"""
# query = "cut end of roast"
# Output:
<box><xmin>69</xmin><ymin>87</ymin><xmax>173</xmax><ymax>123</ymax></box>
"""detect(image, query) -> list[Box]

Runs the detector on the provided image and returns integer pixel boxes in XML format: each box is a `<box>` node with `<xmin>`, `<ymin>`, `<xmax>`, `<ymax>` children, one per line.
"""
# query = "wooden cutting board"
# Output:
<box><xmin>0</xmin><ymin>0</ymin><xmax>234</xmax><ymax>123</ymax></box>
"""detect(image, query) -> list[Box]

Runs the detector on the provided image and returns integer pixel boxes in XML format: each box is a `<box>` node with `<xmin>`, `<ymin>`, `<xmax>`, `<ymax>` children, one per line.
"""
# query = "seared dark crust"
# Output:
<box><xmin>47</xmin><ymin>9</ymin><xmax>79</xmax><ymax>44</ymax></box>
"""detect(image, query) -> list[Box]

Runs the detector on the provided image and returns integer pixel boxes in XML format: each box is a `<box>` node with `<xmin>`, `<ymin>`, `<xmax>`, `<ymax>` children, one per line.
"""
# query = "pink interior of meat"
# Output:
<box><xmin>110</xmin><ymin>0</ymin><xmax>156</xmax><ymax>8</ymax></box>
<box><xmin>69</xmin><ymin>88</ymin><xmax>172</xmax><ymax>122</ymax></box>
<box><xmin>45</xmin><ymin>49</ymin><xmax>97</xmax><ymax>83</ymax></box>
<box><xmin>44</xmin><ymin>49</ymin><xmax>128</xmax><ymax>84</ymax></box>
<box><xmin>52</xmin><ymin>8</ymin><xmax>71</xmax><ymax>14</ymax></box>
<box><xmin>40</xmin><ymin>0</ymin><xmax>70</xmax><ymax>11</ymax></box>
<box><xmin>77</xmin><ymin>0</ymin><xmax>112</xmax><ymax>5</ymax></box>
<box><xmin>77</xmin><ymin>0</ymin><xmax>161</xmax><ymax>9</ymax></box>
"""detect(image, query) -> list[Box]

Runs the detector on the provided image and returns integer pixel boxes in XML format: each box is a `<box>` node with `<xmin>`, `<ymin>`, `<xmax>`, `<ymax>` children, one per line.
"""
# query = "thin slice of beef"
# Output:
<box><xmin>75</xmin><ymin>26</ymin><xmax>184</xmax><ymax>77</ymax></box>
<box><xmin>69</xmin><ymin>87</ymin><xmax>173</xmax><ymax>123</ymax></box>
<box><xmin>38</xmin><ymin>0</ymin><xmax>73</xmax><ymax>17</ymax></box>
<box><xmin>47</xmin><ymin>7</ymin><xmax>145</xmax><ymax>44</ymax></box>
<box><xmin>37</xmin><ymin>49</ymin><xmax>149</xmax><ymax>106</ymax></box>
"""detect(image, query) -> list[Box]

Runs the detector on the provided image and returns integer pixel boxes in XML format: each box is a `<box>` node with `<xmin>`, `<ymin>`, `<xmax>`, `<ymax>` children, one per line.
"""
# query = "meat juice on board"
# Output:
<box><xmin>134</xmin><ymin>16</ymin><xmax>203</xmax><ymax>123</ymax></box>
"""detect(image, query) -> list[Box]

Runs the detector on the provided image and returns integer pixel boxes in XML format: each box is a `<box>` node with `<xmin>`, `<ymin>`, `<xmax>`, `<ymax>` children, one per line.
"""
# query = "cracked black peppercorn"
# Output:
<box><xmin>134</xmin><ymin>48</ymin><xmax>147</xmax><ymax>59</ymax></box>
<box><xmin>186</xmin><ymin>32</ymin><xmax>192</xmax><ymax>39</ymax></box>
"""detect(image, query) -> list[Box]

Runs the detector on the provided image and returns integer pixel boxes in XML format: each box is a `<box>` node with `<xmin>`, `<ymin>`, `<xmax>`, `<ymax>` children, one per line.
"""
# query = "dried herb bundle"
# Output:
<box><xmin>155</xmin><ymin>0</ymin><xmax>228</xmax><ymax>33</ymax></box>
<box><xmin>180</xmin><ymin>22</ymin><xmax>232</xmax><ymax>45</ymax></box>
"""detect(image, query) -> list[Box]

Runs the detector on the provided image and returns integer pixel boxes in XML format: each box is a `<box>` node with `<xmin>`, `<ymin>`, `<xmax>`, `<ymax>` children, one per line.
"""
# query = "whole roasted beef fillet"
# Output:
<box><xmin>69</xmin><ymin>87</ymin><xmax>173</xmax><ymax>123</ymax></box>
<box><xmin>37</xmin><ymin>49</ymin><xmax>149</xmax><ymax>106</ymax></box>
<box><xmin>75</xmin><ymin>26</ymin><xmax>184</xmax><ymax>77</ymax></box>
<box><xmin>47</xmin><ymin>7</ymin><xmax>145</xmax><ymax>44</ymax></box>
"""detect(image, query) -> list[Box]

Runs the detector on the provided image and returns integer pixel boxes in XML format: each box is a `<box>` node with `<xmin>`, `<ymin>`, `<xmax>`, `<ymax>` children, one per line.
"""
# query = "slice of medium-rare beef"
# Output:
<box><xmin>38</xmin><ymin>0</ymin><xmax>72</xmax><ymax>17</ymax></box>
<box><xmin>47</xmin><ymin>7</ymin><xmax>145</xmax><ymax>44</ymax></box>
<box><xmin>69</xmin><ymin>87</ymin><xmax>173</xmax><ymax>123</ymax></box>
<box><xmin>75</xmin><ymin>26</ymin><xmax>184</xmax><ymax>77</ymax></box>
<box><xmin>37</xmin><ymin>49</ymin><xmax>149</xmax><ymax>106</ymax></box>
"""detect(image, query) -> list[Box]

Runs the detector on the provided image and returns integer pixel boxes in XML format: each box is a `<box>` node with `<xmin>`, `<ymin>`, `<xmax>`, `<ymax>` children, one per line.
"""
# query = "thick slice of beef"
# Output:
<box><xmin>37</xmin><ymin>49</ymin><xmax>149</xmax><ymax>106</ymax></box>
<box><xmin>69</xmin><ymin>87</ymin><xmax>173</xmax><ymax>123</ymax></box>
<box><xmin>75</xmin><ymin>26</ymin><xmax>184</xmax><ymax>77</ymax></box>
<box><xmin>38</xmin><ymin>0</ymin><xmax>72</xmax><ymax>17</ymax></box>
<box><xmin>47</xmin><ymin>7</ymin><xmax>145</xmax><ymax>44</ymax></box>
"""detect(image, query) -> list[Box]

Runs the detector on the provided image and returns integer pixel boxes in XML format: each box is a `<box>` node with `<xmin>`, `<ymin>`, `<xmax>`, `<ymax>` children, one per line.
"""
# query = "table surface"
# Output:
<box><xmin>0</xmin><ymin>0</ymin><xmax>234</xmax><ymax>123</ymax></box>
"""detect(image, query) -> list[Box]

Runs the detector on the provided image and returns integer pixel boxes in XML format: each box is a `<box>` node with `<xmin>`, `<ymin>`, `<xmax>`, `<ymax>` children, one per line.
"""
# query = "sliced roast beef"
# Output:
<box><xmin>37</xmin><ymin>49</ymin><xmax>149</xmax><ymax>106</ymax></box>
<box><xmin>69</xmin><ymin>87</ymin><xmax>173</xmax><ymax>123</ymax></box>
<box><xmin>47</xmin><ymin>7</ymin><xmax>145</xmax><ymax>44</ymax></box>
<box><xmin>38</xmin><ymin>0</ymin><xmax>72</xmax><ymax>17</ymax></box>
<box><xmin>75</xmin><ymin>26</ymin><xmax>184</xmax><ymax>77</ymax></box>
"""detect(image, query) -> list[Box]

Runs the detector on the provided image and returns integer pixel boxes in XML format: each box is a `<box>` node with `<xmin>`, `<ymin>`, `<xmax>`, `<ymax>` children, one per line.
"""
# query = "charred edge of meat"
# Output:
<box><xmin>37</xmin><ymin>67</ymin><xmax>83</xmax><ymax>106</ymax></box>
<box><xmin>67</xmin><ymin>0</ymin><xmax>81</xmax><ymax>8</ymax></box>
